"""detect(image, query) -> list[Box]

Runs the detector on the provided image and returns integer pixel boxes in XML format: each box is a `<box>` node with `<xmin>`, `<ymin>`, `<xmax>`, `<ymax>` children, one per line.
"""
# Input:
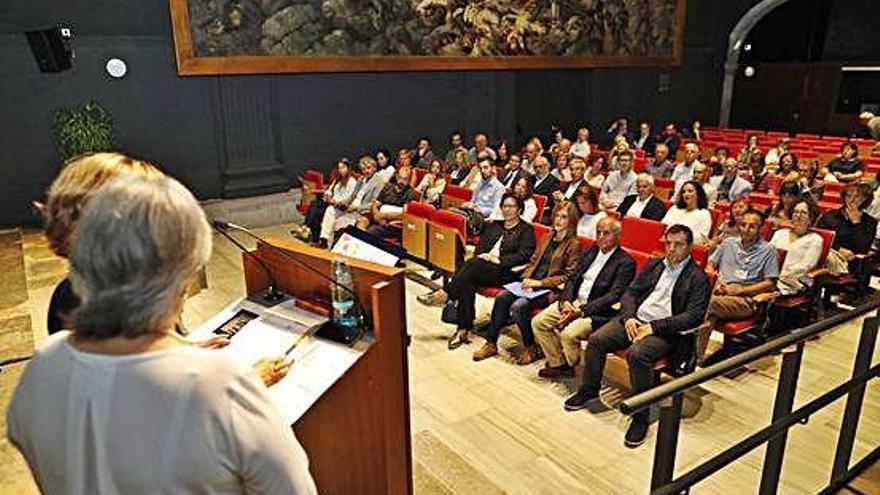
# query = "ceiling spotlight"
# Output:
<box><xmin>744</xmin><ymin>66</ymin><xmax>756</xmax><ymax>77</ymax></box>
<box><xmin>105</xmin><ymin>57</ymin><xmax>127</xmax><ymax>78</ymax></box>
<box><xmin>744</xmin><ymin>44</ymin><xmax>752</xmax><ymax>52</ymax></box>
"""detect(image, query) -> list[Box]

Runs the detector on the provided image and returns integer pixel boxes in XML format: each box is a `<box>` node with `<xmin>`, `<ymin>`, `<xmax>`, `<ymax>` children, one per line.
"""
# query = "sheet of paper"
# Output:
<box><xmin>187</xmin><ymin>297</ymin><xmax>366</xmax><ymax>424</ymax></box>
<box><xmin>502</xmin><ymin>281</ymin><xmax>550</xmax><ymax>299</ymax></box>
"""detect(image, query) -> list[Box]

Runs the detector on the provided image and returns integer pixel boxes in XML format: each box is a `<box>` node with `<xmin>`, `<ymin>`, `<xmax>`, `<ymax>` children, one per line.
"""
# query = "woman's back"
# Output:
<box><xmin>7</xmin><ymin>332</ymin><xmax>316</xmax><ymax>495</ymax></box>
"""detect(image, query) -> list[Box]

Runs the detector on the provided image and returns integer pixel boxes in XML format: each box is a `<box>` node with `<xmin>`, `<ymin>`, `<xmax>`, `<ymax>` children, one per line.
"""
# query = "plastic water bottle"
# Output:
<box><xmin>331</xmin><ymin>258</ymin><xmax>359</xmax><ymax>336</ymax></box>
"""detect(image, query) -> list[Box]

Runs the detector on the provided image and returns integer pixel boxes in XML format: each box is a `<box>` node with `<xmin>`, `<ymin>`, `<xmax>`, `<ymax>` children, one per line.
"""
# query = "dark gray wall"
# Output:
<box><xmin>0</xmin><ymin>0</ymin><xmax>758</xmax><ymax>227</ymax></box>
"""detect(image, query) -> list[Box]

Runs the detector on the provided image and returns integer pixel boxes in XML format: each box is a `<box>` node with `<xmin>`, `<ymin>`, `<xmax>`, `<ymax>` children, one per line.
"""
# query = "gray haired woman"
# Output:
<box><xmin>7</xmin><ymin>176</ymin><xmax>317</xmax><ymax>494</ymax></box>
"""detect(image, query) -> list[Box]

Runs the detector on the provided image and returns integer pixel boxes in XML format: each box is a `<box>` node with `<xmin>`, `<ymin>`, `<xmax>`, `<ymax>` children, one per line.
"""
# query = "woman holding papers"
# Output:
<box><xmin>472</xmin><ymin>201</ymin><xmax>583</xmax><ymax>364</ymax></box>
<box><xmin>8</xmin><ymin>175</ymin><xmax>317</xmax><ymax>495</ymax></box>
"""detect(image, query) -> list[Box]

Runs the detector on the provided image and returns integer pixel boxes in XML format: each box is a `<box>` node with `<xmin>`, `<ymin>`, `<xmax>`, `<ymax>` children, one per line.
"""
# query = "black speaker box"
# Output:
<box><xmin>25</xmin><ymin>28</ymin><xmax>73</xmax><ymax>73</ymax></box>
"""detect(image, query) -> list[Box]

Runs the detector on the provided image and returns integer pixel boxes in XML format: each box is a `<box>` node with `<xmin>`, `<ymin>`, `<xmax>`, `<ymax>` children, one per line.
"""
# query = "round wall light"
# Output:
<box><xmin>105</xmin><ymin>58</ymin><xmax>127</xmax><ymax>78</ymax></box>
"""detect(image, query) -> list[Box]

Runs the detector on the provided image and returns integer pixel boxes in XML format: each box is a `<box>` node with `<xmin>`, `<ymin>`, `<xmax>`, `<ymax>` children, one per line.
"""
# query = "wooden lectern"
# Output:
<box><xmin>242</xmin><ymin>239</ymin><xmax>412</xmax><ymax>495</ymax></box>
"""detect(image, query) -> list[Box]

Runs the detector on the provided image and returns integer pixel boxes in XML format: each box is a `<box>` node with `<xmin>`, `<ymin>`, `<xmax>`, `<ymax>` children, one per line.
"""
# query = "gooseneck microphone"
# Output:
<box><xmin>211</xmin><ymin>222</ymin><xmax>285</xmax><ymax>304</ymax></box>
<box><xmin>211</xmin><ymin>220</ymin><xmax>371</xmax><ymax>341</ymax></box>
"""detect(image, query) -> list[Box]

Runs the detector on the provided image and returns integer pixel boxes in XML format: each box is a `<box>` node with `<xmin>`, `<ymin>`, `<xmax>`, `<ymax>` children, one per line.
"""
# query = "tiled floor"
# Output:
<box><xmin>2</xmin><ymin>224</ymin><xmax>879</xmax><ymax>494</ymax></box>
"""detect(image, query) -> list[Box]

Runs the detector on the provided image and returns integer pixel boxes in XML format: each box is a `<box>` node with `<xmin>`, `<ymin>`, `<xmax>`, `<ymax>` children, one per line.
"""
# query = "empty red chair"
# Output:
<box><xmin>441</xmin><ymin>184</ymin><xmax>472</xmax><ymax>209</ymax></box>
<box><xmin>621</xmin><ymin>216</ymin><xmax>666</xmax><ymax>255</ymax></box>
<box><xmin>624</xmin><ymin>248</ymin><xmax>653</xmax><ymax>272</ymax></box>
<box><xmin>533</xmin><ymin>223</ymin><xmax>551</xmax><ymax>244</ymax></box>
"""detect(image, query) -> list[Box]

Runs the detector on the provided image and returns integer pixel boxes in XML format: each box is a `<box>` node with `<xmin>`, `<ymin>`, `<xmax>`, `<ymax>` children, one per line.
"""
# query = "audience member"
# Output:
<box><xmin>827</xmin><ymin>142</ymin><xmax>864</xmax><ymax>183</ymax></box>
<box><xmin>415</xmin><ymin>158</ymin><xmax>447</xmax><ymax>207</ymax></box>
<box><xmin>599</xmin><ymin>150</ymin><xmax>637</xmax><ymax>209</ymax></box>
<box><xmin>376</xmin><ymin>148</ymin><xmax>396</xmax><ymax>181</ymax></box>
<box><xmin>643</xmin><ymin>143</ymin><xmax>674</xmax><ymax>178</ymax></box>
<box><xmin>671</xmin><ymin>143</ymin><xmax>701</xmax><ymax>193</ymax></box>
<box><xmin>795</xmin><ymin>158</ymin><xmax>823</xmax><ymax>200</ymax></box>
<box><xmin>396</xmin><ymin>148</ymin><xmax>414</xmax><ymax>169</ymax></box>
<box><xmin>607</xmin><ymin>118</ymin><xmax>633</xmax><ymax>144</ymax></box>
<box><xmin>770</xmin><ymin>200</ymin><xmax>823</xmax><ymax>295</ymax></box>
<box><xmin>572</xmin><ymin>127</ymin><xmax>592</xmax><ymax>159</ymax></box>
<box><xmin>817</xmin><ymin>183</ymin><xmax>878</xmax><ymax>291</ymax></box>
<box><xmin>532</xmin><ymin>156</ymin><xmax>560</xmax><ymax>223</ymax></box>
<box><xmin>634</xmin><ymin>122</ymin><xmax>656</xmax><ymax>156</ymax></box>
<box><xmin>662</xmin><ymin>180</ymin><xmax>712</xmax><ymax>244</ymax></box>
<box><xmin>690</xmin><ymin>120</ymin><xmax>703</xmax><ymax>142</ymax></box>
<box><xmin>564</xmin><ymin>224</ymin><xmax>710</xmax><ymax>448</ymax></box>
<box><xmin>490</xmin><ymin>177</ymin><xmax>537</xmax><ymax>223</ymax></box>
<box><xmin>711</xmin><ymin>158</ymin><xmax>753</xmax><ymax>203</ymax></box>
<box><xmin>10</xmin><ymin>175</ymin><xmax>318</xmax><ymax>494</ymax></box>
<box><xmin>444</xmin><ymin>130</ymin><xmax>467</xmax><ymax>165</ymax></box>
<box><xmin>522</xmin><ymin>140</ymin><xmax>542</xmax><ymax>175</ymax></box>
<box><xmin>706</xmin><ymin>197</ymin><xmax>749</xmax><ymax>253</ymax></box>
<box><xmin>552</xmin><ymin>156</ymin><xmax>586</xmax><ymax>205</ymax></box>
<box><xmin>768</xmin><ymin>181</ymin><xmax>801</xmax><ymax>229</ymax></box>
<box><xmin>532</xmin><ymin>217</ymin><xmax>636</xmax><ymax>377</ymax></box>
<box><xmin>737</xmin><ymin>134</ymin><xmax>763</xmax><ymax>165</ymax></box>
<box><xmin>469</xmin><ymin>133</ymin><xmax>497</xmax><ymax>162</ymax></box>
<box><xmin>860</xmin><ymin>111</ymin><xmax>880</xmax><ymax>149</ymax></box>
<box><xmin>418</xmin><ymin>193</ymin><xmax>536</xmax><ymax>349</ymax></box>
<box><xmin>314</xmin><ymin>158</ymin><xmax>360</xmax><ymax>246</ymax></box>
<box><xmin>413</xmin><ymin>136</ymin><xmax>435</xmax><ymax>168</ymax></box>
<box><xmin>764</xmin><ymin>138</ymin><xmax>790</xmax><ymax>165</ymax></box>
<box><xmin>551</xmin><ymin>152</ymin><xmax>572</xmax><ymax>182</ymax></box>
<box><xmin>585</xmin><ymin>154</ymin><xmax>607</xmax><ymax>189</ymax></box>
<box><xmin>474</xmin><ymin>202</ymin><xmax>583</xmax><ymax>364</ymax></box>
<box><xmin>699</xmin><ymin>209</ymin><xmax>779</xmax><ymax>363</ymax></box>
<box><xmin>365</xmin><ymin>166</ymin><xmax>417</xmax><ymax>240</ymax></box>
<box><xmin>499</xmin><ymin>154</ymin><xmax>527</xmax><ymax>189</ymax></box>
<box><xmin>689</xmin><ymin>162</ymin><xmax>717</xmax><ymax>208</ymax></box>
<box><xmin>576</xmin><ymin>187</ymin><xmax>608</xmax><ymax>238</ymax></box>
<box><xmin>609</xmin><ymin>136</ymin><xmax>632</xmax><ymax>171</ymax></box>
<box><xmin>448</xmin><ymin>148</ymin><xmax>473</xmax><ymax>186</ymax></box>
<box><xmin>463</xmin><ymin>160</ymin><xmax>506</xmax><ymax>219</ymax></box>
<box><xmin>659</xmin><ymin>123</ymin><xmax>681</xmax><ymax>157</ymax></box>
<box><xmin>617</xmin><ymin>174</ymin><xmax>668</xmax><ymax>221</ymax></box>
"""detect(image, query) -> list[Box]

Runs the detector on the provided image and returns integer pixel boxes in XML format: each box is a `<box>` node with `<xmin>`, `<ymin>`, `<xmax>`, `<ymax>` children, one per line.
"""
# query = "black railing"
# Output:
<box><xmin>620</xmin><ymin>293</ymin><xmax>880</xmax><ymax>495</ymax></box>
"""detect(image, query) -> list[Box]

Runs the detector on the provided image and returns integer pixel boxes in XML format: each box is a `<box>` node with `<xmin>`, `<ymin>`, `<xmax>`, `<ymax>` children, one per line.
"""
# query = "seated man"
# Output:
<box><xmin>643</xmin><ymin>143</ymin><xmax>674</xmax><ymax>178</ymax></box>
<box><xmin>564</xmin><ymin>224</ymin><xmax>711</xmax><ymax>448</ymax></box>
<box><xmin>551</xmin><ymin>156</ymin><xmax>586</xmax><ymax>206</ymax></box>
<box><xmin>459</xmin><ymin>160</ymin><xmax>506</xmax><ymax>220</ymax></box>
<box><xmin>363</xmin><ymin>165</ymin><xmax>418</xmax><ymax>240</ymax></box>
<box><xmin>599</xmin><ymin>150</ymin><xmax>637</xmax><ymax>210</ymax></box>
<box><xmin>532</xmin><ymin>217</ymin><xmax>636</xmax><ymax>377</ymax></box>
<box><xmin>616</xmin><ymin>173</ymin><xmax>668</xmax><ymax>221</ymax></box>
<box><xmin>671</xmin><ymin>143</ymin><xmax>701</xmax><ymax>193</ymax></box>
<box><xmin>698</xmin><ymin>208</ymin><xmax>779</xmax><ymax>364</ymax></box>
<box><xmin>710</xmin><ymin>158</ymin><xmax>752</xmax><ymax>203</ymax></box>
<box><xmin>499</xmin><ymin>154</ymin><xmax>527</xmax><ymax>189</ymax></box>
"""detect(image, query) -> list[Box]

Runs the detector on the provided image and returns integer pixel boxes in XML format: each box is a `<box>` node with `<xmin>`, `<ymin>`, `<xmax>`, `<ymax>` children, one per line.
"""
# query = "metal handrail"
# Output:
<box><xmin>620</xmin><ymin>292</ymin><xmax>880</xmax><ymax>415</ymax></box>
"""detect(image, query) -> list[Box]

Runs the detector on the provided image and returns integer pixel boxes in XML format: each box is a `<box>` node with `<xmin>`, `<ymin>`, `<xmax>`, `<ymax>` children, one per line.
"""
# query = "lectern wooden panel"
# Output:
<box><xmin>242</xmin><ymin>239</ymin><xmax>412</xmax><ymax>495</ymax></box>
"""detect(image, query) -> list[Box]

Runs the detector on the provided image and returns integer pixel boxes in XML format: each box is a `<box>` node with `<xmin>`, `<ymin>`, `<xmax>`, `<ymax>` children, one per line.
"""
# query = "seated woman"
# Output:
<box><xmin>817</xmin><ymin>183</ymin><xmax>878</xmax><ymax>291</ymax></box>
<box><xmin>768</xmin><ymin>181</ymin><xmax>801</xmax><ymax>230</ymax></box>
<box><xmin>489</xmin><ymin>176</ymin><xmax>537</xmax><ymax>223</ymax></box>
<box><xmin>737</xmin><ymin>134</ymin><xmax>763</xmax><ymax>164</ymax></box>
<box><xmin>585</xmin><ymin>154</ymin><xmax>607</xmax><ymax>189</ymax></box>
<box><xmin>551</xmin><ymin>152</ymin><xmax>572</xmax><ymax>182</ymax></box>
<box><xmin>707</xmin><ymin>196</ymin><xmax>750</xmax><ymax>253</ymax></box>
<box><xmin>305</xmin><ymin>158</ymin><xmax>359</xmax><ymax>245</ymax></box>
<box><xmin>9</xmin><ymin>175</ymin><xmax>317</xmax><ymax>494</ymax></box>
<box><xmin>770</xmin><ymin>199</ymin><xmax>823</xmax><ymax>295</ymax></box>
<box><xmin>608</xmin><ymin>135</ymin><xmax>631</xmax><ymax>170</ymax></box>
<box><xmin>417</xmin><ymin>192</ymin><xmax>536</xmax><ymax>350</ymax></box>
<box><xmin>827</xmin><ymin>142</ymin><xmax>864</xmax><ymax>183</ymax></box>
<box><xmin>661</xmin><ymin>180</ymin><xmax>712</xmax><ymax>244</ymax></box>
<box><xmin>473</xmin><ymin>202</ymin><xmax>582</xmax><ymax>364</ymax></box>
<box><xmin>574</xmin><ymin>186</ymin><xmax>607</xmax><ymax>238</ymax></box>
<box><xmin>415</xmin><ymin>158</ymin><xmax>446</xmax><ymax>208</ymax></box>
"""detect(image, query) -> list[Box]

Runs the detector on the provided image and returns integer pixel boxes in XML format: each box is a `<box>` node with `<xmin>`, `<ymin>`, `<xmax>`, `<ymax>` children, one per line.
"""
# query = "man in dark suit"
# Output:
<box><xmin>533</xmin><ymin>217</ymin><xmax>636</xmax><ymax>377</ymax></box>
<box><xmin>634</xmin><ymin>122</ymin><xmax>657</xmax><ymax>156</ymax></box>
<box><xmin>564</xmin><ymin>224</ymin><xmax>711</xmax><ymax>448</ymax></box>
<box><xmin>616</xmin><ymin>174</ymin><xmax>668</xmax><ymax>221</ymax></box>
<box><xmin>498</xmin><ymin>154</ymin><xmax>528</xmax><ymax>189</ymax></box>
<box><xmin>530</xmin><ymin>156</ymin><xmax>560</xmax><ymax>223</ymax></box>
<box><xmin>659</xmin><ymin>123</ymin><xmax>681</xmax><ymax>157</ymax></box>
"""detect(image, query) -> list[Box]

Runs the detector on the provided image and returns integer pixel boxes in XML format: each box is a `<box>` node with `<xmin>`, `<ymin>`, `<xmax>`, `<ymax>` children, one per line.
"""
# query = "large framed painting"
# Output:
<box><xmin>169</xmin><ymin>0</ymin><xmax>687</xmax><ymax>74</ymax></box>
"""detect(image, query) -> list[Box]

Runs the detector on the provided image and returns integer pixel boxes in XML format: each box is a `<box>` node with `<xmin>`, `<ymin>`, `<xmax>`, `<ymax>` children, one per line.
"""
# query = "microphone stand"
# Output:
<box><xmin>213</xmin><ymin>221</ymin><xmax>370</xmax><ymax>344</ymax></box>
<box><xmin>213</xmin><ymin>225</ymin><xmax>285</xmax><ymax>304</ymax></box>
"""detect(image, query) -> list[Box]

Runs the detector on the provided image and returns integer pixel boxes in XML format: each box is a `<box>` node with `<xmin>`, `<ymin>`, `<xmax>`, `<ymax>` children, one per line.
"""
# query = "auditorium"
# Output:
<box><xmin>2</xmin><ymin>1</ymin><xmax>880</xmax><ymax>493</ymax></box>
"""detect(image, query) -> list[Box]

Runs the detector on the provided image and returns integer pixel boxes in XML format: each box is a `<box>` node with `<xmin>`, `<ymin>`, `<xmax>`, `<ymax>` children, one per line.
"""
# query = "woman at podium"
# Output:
<box><xmin>8</xmin><ymin>175</ymin><xmax>317</xmax><ymax>494</ymax></box>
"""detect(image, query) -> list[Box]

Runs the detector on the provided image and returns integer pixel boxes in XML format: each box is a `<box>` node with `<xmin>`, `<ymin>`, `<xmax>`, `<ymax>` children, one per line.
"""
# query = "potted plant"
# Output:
<box><xmin>50</xmin><ymin>100</ymin><xmax>115</xmax><ymax>162</ymax></box>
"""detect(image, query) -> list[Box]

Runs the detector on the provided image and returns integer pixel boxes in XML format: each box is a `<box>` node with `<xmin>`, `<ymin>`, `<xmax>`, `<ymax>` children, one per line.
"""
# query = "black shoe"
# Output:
<box><xmin>447</xmin><ymin>330</ymin><xmax>470</xmax><ymax>350</ymax></box>
<box><xmin>537</xmin><ymin>363</ymin><xmax>574</xmax><ymax>379</ymax></box>
<box><xmin>430</xmin><ymin>270</ymin><xmax>443</xmax><ymax>280</ymax></box>
<box><xmin>564</xmin><ymin>389</ymin><xmax>599</xmax><ymax>411</ymax></box>
<box><xmin>624</xmin><ymin>418</ymin><xmax>650</xmax><ymax>448</ymax></box>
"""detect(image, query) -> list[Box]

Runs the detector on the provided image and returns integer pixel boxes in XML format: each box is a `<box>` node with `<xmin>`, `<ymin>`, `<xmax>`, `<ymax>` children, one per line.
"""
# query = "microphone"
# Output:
<box><xmin>211</xmin><ymin>222</ymin><xmax>285</xmax><ymax>304</ymax></box>
<box><xmin>212</xmin><ymin>220</ymin><xmax>370</xmax><ymax>343</ymax></box>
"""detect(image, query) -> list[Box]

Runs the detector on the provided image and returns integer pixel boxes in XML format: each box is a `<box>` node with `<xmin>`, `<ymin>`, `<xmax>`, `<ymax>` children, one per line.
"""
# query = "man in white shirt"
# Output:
<box><xmin>552</xmin><ymin>157</ymin><xmax>586</xmax><ymax>205</ymax></box>
<box><xmin>532</xmin><ymin>218</ymin><xmax>636</xmax><ymax>377</ymax></box>
<box><xmin>600</xmin><ymin>150</ymin><xmax>638</xmax><ymax>209</ymax></box>
<box><xmin>671</xmin><ymin>142</ymin><xmax>701</xmax><ymax>193</ymax></box>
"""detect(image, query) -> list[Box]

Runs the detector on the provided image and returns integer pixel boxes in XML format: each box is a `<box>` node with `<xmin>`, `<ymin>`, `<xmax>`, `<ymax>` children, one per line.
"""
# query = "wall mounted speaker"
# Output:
<box><xmin>25</xmin><ymin>28</ymin><xmax>73</xmax><ymax>73</ymax></box>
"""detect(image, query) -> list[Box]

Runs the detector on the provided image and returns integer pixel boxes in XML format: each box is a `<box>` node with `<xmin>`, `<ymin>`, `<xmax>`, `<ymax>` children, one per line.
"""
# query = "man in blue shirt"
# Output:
<box><xmin>462</xmin><ymin>160</ymin><xmax>506</xmax><ymax>218</ymax></box>
<box><xmin>698</xmin><ymin>209</ymin><xmax>779</xmax><ymax>364</ymax></box>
